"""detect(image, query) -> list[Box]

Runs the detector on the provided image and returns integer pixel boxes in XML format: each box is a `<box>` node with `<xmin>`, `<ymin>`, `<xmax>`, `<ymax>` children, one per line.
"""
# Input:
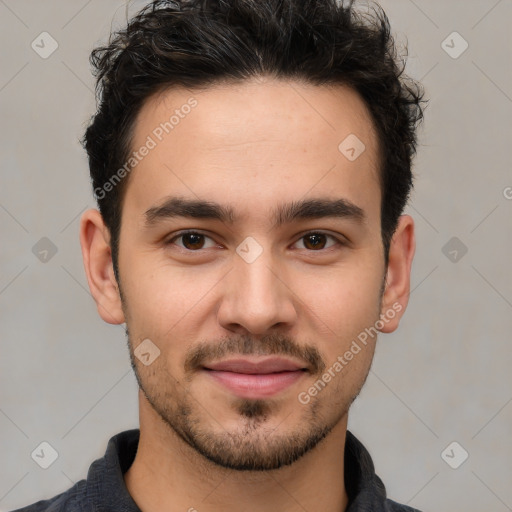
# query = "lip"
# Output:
<box><xmin>201</xmin><ymin>357</ymin><xmax>308</xmax><ymax>399</ymax></box>
<box><xmin>202</xmin><ymin>357</ymin><xmax>308</xmax><ymax>374</ymax></box>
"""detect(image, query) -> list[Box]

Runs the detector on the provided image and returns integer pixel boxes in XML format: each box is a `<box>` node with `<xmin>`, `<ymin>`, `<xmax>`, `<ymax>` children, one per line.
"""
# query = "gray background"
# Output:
<box><xmin>1</xmin><ymin>1</ymin><xmax>511</xmax><ymax>511</ymax></box>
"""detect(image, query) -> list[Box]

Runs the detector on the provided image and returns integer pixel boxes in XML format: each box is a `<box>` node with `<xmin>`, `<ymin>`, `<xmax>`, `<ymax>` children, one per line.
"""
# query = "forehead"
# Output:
<box><xmin>124</xmin><ymin>77</ymin><xmax>381</xmax><ymax>227</ymax></box>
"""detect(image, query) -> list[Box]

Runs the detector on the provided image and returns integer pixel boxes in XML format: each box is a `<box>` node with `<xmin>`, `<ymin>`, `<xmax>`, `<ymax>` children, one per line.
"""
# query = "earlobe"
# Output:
<box><xmin>378</xmin><ymin>215</ymin><xmax>415</xmax><ymax>333</ymax></box>
<box><xmin>79</xmin><ymin>209</ymin><xmax>125</xmax><ymax>325</ymax></box>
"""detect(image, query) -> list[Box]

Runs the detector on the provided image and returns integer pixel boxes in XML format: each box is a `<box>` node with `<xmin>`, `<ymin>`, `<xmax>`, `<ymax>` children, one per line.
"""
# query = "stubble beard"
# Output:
<box><xmin>126</xmin><ymin>331</ymin><xmax>363</xmax><ymax>472</ymax></box>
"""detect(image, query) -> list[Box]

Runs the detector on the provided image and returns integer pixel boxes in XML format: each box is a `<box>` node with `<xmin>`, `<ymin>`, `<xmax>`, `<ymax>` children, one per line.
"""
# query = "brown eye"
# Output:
<box><xmin>294</xmin><ymin>232</ymin><xmax>341</xmax><ymax>251</ymax></box>
<box><xmin>167</xmin><ymin>231</ymin><xmax>216</xmax><ymax>251</ymax></box>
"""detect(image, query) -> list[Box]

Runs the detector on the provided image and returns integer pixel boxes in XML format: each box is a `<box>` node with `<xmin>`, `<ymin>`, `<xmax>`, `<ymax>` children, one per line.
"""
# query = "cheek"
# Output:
<box><xmin>294</xmin><ymin>258</ymin><xmax>382</xmax><ymax>325</ymax></box>
<box><xmin>120</xmin><ymin>256</ymin><xmax>222</xmax><ymax>346</ymax></box>
<box><xmin>119</xmin><ymin>257</ymin><xmax>178</xmax><ymax>338</ymax></box>
<box><xmin>301</xmin><ymin>274</ymin><xmax>379</xmax><ymax>401</ymax></box>
<box><xmin>290</xmin><ymin>260</ymin><xmax>382</xmax><ymax>370</ymax></box>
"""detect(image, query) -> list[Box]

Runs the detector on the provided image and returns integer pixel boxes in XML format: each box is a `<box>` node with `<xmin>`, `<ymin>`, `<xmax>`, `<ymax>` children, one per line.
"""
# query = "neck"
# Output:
<box><xmin>124</xmin><ymin>392</ymin><xmax>350</xmax><ymax>512</ymax></box>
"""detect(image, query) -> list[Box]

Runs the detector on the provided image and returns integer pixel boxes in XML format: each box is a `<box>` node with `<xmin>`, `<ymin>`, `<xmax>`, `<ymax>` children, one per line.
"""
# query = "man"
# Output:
<box><xmin>12</xmin><ymin>0</ymin><xmax>426</xmax><ymax>510</ymax></box>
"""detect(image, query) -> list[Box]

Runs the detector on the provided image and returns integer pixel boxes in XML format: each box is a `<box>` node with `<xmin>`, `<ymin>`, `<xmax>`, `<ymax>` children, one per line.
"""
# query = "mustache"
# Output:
<box><xmin>184</xmin><ymin>332</ymin><xmax>326</xmax><ymax>375</ymax></box>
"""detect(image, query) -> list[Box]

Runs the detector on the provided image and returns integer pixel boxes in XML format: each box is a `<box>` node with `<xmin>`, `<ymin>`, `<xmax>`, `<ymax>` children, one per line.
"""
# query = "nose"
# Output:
<box><xmin>216</xmin><ymin>250</ymin><xmax>298</xmax><ymax>336</ymax></box>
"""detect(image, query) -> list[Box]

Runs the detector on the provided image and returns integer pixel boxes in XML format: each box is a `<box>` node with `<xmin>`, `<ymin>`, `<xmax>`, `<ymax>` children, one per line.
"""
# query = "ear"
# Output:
<box><xmin>79</xmin><ymin>208</ymin><xmax>125</xmax><ymax>325</ymax></box>
<box><xmin>378</xmin><ymin>214</ymin><xmax>415</xmax><ymax>333</ymax></box>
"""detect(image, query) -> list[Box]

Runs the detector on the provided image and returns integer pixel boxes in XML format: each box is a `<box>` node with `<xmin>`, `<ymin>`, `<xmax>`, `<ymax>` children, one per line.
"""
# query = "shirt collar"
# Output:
<box><xmin>344</xmin><ymin>430</ymin><xmax>389</xmax><ymax>510</ymax></box>
<box><xmin>86</xmin><ymin>428</ymin><xmax>141</xmax><ymax>511</ymax></box>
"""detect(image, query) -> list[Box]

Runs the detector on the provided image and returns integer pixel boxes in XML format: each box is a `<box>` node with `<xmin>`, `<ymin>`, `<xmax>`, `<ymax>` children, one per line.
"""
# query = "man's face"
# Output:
<box><xmin>116</xmin><ymin>77</ymin><xmax>386</xmax><ymax>470</ymax></box>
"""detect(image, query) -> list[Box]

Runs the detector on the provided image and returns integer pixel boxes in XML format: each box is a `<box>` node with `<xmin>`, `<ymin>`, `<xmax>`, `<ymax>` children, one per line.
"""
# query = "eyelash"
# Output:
<box><xmin>165</xmin><ymin>230</ymin><xmax>346</xmax><ymax>252</ymax></box>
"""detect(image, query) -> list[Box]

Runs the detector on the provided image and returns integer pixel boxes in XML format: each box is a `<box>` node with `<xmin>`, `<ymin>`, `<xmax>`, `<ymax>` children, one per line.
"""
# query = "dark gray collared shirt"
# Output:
<box><xmin>9</xmin><ymin>429</ymin><xmax>423</xmax><ymax>512</ymax></box>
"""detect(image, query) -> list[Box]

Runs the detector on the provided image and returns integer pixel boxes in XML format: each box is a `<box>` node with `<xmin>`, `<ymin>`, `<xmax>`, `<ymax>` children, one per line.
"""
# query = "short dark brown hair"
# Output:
<box><xmin>82</xmin><ymin>0</ymin><xmax>427</xmax><ymax>280</ymax></box>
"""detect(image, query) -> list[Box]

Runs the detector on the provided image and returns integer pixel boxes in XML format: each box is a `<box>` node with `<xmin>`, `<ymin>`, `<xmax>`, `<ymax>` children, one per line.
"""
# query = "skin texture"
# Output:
<box><xmin>80</xmin><ymin>76</ymin><xmax>415</xmax><ymax>512</ymax></box>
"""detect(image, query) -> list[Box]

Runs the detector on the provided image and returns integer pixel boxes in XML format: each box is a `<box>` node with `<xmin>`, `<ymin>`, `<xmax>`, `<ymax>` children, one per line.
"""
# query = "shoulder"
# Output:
<box><xmin>384</xmin><ymin>498</ymin><xmax>424</xmax><ymax>512</ymax></box>
<box><xmin>7</xmin><ymin>480</ymin><xmax>88</xmax><ymax>512</ymax></box>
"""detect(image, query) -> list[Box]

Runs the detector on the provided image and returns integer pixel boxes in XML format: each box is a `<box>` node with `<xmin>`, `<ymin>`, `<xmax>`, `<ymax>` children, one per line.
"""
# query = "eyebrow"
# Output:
<box><xmin>143</xmin><ymin>196</ymin><xmax>366</xmax><ymax>230</ymax></box>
